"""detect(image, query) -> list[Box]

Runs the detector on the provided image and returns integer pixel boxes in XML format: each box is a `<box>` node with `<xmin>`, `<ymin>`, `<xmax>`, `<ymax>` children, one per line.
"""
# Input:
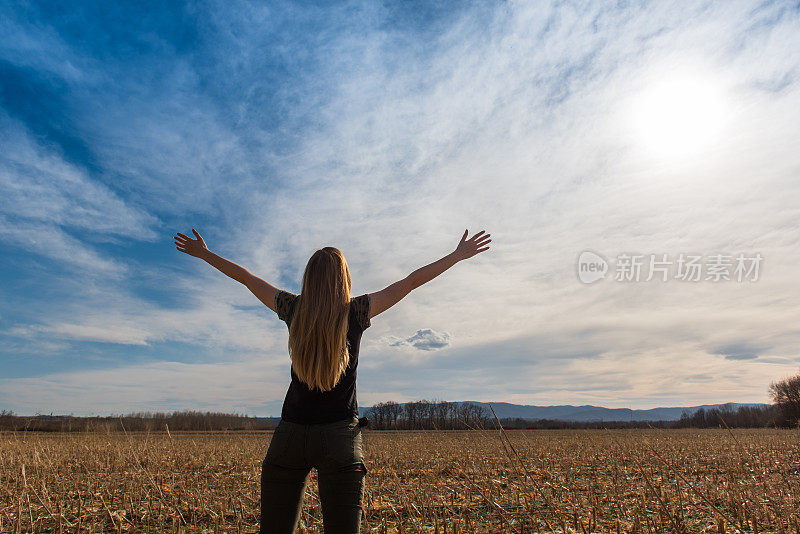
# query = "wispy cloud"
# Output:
<box><xmin>1</xmin><ymin>0</ymin><xmax>799</xmax><ymax>414</ymax></box>
<box><xmin>0</xmin><ymin>215</ymin><xmax>123</xmax><ymax>274</ymax></box>
<box><xmin>0</xmin><ymin>356</ymin><xmax>289</xmax><ymax>416</ymax></box>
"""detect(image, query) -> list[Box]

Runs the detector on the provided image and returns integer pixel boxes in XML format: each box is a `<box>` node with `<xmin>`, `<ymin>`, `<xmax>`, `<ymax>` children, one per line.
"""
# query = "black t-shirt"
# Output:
<box><xmin>274</xmin><ymin>290</ymin><xmax>371</xmax><ymax>424</ymax></box>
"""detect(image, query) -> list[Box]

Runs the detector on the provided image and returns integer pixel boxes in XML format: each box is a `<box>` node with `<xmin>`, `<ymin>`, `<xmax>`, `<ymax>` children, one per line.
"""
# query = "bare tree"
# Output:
<box><xmin>769</xmin><ymin>368</ymin><xmax>800</xmax><ymax>427</ymax></box>
<box><xmin>386</xmin><ymin>401</ymin><xmax>402</xmax><ymax>428</ymax></box>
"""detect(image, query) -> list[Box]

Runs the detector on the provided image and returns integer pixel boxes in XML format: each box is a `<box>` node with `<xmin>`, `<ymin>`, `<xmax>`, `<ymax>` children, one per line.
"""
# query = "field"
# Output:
<box><xmin>1</xmin><ymin>428</ymin><xmax>798</xmax><ymax>533</ymax></box>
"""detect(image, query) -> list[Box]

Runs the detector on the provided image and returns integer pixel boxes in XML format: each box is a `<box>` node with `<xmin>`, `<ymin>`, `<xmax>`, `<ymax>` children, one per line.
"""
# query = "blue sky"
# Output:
<box><xmin>1</xmin><ymin>0</ymin><xmax>799</xmax><ymax>416</ymax></box>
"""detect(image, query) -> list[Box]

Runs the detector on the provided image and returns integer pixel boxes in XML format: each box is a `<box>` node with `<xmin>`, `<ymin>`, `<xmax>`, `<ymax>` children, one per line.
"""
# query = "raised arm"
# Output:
<box><xmin>368</xmin><ymin>229</ymin><xmax>491</xmax><ymax>318</ymax></box>
<box><xmin>174</xmin><ymin>229</ymin><xmax>280</xmax><ymax>313</ymax></box>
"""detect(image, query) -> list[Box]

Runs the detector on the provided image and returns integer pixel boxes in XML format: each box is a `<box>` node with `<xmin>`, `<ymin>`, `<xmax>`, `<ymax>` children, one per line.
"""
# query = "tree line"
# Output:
<box><xmin>2</xmin><ymin>368</ymin><xmax>798</xmax><ymax>432</ymax></box>
<box><xmin>497</xmin><ymin>404</ymin><xmax>782</xmax><ymax>430</ymax></box>
<box><xmin>364</xmin><ymin>401</ymin><xmax>785</xmax><ymax>430</ymax></box>
<box><xmin>363</xmin><ymin>400</ymin><xmax>492</xmax><ymax>429</ymax></box>
<box><xmin>670</xmin><ymin>404</ymin><xmax>781</xmax><ymax>428</ymax></box>
<box><xmin>0</xmin><ymin>410</ymin><xmax>278</xmax><ymax>432</ymax></box>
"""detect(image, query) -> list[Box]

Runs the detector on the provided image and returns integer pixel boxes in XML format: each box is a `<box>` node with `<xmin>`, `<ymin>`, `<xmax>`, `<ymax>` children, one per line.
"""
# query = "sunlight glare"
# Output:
<box><xmin>631</xmin><ymin>75</ymin><xmax>727</xmax><ymax>159</ymax></box>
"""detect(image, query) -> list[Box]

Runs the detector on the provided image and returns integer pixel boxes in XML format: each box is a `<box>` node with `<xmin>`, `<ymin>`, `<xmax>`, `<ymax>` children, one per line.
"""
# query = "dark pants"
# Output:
<box><xmin>260</xmin><ymin>415</ymin><xmax>367</xmax><ymax>534</ymax></box>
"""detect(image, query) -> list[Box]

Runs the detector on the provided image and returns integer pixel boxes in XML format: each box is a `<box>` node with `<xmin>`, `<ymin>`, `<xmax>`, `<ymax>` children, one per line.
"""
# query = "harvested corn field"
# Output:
<box><xmin>1</xmin><ymin>428</ymin><xmax>798</xmax><ymax>533</ymax></box>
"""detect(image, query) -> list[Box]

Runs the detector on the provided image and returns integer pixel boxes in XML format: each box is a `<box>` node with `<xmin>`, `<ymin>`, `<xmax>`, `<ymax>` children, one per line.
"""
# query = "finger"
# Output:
<box><xmin>461</xmin><ymin>229</ymin><xmax>468</xmax><ymax>242</ymax></box>
<box><xmin>476</xmin><ymin>246</ymin><xmax>490</xmax><ymax>252</ymax></box>
<box><xmin>192</xmin><ymin>228</ymin><xmax>201</xmax><ymax>239</ymax></box>
<box><xmin>469</xmin><ymin>230</ymin><xmax>486</xmax><ymax>241</ymax></box>
<box><xmin>475</xmin><ymin>237</ymin><xmax>491</xmax><ymax>247</ymax></box>
<box><xmin>176</xmin><ymin>246</ymin><xmax>188</xmax><ymax>253</ymax></box>
<box><xmin>174</xmin><ymin>236</ymin><xmax>187</xmax><ymax>244</ymax></box>
<box><xmin>176</xmin><ymin>233</ymin><xmax>191</xmax><ymax>240</ymax></box>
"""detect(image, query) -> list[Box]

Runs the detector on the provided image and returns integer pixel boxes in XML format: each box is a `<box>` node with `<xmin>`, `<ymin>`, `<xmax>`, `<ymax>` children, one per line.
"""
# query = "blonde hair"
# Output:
<box><xmin>288</xmin><ymin>247</ymin><xmax>352</xmax><ymax>392</ymax></box>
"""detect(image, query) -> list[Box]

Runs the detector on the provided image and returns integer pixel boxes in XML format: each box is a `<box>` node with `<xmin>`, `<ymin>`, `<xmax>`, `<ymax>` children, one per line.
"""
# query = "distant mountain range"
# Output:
<box><xmin>359</xmin><ymin>401</ymin><xmax>770</xmax><ymax>422</ymax></box>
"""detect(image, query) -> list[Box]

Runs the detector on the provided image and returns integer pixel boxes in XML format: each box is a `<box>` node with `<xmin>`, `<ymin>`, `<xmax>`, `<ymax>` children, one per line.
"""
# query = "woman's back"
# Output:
<box><xmin>275</xmin><ymin>291</ymin><xmax>372</xmax><ymax>424</ymax></box>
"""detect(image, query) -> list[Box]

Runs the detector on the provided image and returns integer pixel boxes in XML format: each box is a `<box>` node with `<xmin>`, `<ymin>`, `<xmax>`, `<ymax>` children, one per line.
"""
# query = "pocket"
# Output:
<box><xmin>266</xmin><ymin>422</ymin><xmax>293</xmax><ymax>464</ymax></box>
<box><xmin>323</xmin><ymin>419</ymin><xmax>362</xmax><ymax>466</ymax></box>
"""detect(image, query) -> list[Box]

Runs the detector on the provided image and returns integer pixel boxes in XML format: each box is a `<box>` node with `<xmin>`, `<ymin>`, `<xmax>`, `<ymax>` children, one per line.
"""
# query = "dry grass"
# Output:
<box><xmin>1</xmin><ymin>428</ymin><xmax>798</xmax><ymax>533</ymax></box>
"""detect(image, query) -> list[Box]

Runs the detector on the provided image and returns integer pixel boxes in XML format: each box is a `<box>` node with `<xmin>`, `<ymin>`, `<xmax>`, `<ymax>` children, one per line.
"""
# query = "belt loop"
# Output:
<box><xmin>303</xmin><ymin>422</ymin><xmax>309</xmax><ymax>465</ymax></box>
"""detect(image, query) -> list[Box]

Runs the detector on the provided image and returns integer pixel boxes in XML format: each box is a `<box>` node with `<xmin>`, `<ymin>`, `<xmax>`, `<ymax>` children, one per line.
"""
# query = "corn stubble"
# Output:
<box><xmin>1</xmin><ymin>428</ymin><xmax>798</xmax><ymax>533</ymax></box>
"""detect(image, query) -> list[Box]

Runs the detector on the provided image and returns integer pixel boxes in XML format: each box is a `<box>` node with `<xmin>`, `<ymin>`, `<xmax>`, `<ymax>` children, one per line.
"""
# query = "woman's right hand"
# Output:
<box><xmin>452</xmin><ymin>229</ymin><xmax>491</xmax><ymax>261</ymax></box>
<box><xmin>174</xmin><ymin>228</ymin><xmax>209</xmax><ymax>259</ymax></box>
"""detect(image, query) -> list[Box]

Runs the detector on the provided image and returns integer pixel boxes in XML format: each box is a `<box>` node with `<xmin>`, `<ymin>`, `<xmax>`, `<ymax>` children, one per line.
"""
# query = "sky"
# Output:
<box><xmin>1</xmin><ymin>0</ymin><xmax>799</xmax><ymax>416</ymax></box>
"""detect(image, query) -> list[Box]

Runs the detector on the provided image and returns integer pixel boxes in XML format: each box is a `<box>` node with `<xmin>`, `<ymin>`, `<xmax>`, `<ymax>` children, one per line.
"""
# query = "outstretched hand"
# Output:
<box><xmin>452</xmin><ymin>229</ymin><xmax>491</xmax><ymax>261</ymax></box>
<box><xmin>174</xmin><ymin>229</ymin><xmax>209</xmax><ymax>259</ymax></box>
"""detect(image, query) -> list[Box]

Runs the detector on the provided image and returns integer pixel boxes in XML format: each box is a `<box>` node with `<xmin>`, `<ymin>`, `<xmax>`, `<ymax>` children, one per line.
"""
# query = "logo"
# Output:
<box><xmin>577</xmin><ymin>251</ymin><xmax>608</xmax><ymax>284</ymax></box>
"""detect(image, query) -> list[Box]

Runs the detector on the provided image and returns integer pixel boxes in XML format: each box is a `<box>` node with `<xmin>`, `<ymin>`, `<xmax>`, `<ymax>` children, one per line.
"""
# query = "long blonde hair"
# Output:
<box><xmin>288</xmin><ymin>247</ymin><xmax>352</xmax><ymax>392</ymax></box>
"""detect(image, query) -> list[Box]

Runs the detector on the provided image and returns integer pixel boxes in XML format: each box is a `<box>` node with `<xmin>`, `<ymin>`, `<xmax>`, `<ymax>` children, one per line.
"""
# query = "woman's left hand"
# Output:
<box><xmin>174</xmin><ymin>229</ymin><xmax>209</xmax><ymax>259</ymax></box>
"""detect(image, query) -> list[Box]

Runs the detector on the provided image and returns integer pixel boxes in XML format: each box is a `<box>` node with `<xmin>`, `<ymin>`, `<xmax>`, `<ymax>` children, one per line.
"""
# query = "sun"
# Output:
<box><xmin>631</xmin><ymin>74</ymin><xmax>728</xmax><ymax>159</ymax></box>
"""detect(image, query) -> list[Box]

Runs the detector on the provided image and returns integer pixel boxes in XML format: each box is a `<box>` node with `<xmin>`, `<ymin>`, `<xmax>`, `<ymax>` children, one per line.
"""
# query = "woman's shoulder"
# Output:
<box><xmin>349</xmin><ymin>293</ymin><xmax>371</xmax><ymax>331</ymax></box>
<box><xmin>276</xmin><ymin>290</ymin><xmax>299</xmax><ymax>323</ymax></box>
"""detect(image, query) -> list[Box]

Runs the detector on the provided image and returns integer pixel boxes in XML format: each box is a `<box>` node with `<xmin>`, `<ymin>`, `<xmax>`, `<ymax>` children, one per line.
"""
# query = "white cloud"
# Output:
<box><xmin>388</xmin><ymin>329</ymin><xmax>452</xmax><ymax>351</ymax></box>
<box><xmin>0</xmin><ymin>111</ymin><xmax>159</xmax><ymax>240</ymax></box>
<box><xmin>2</xmin><ymin>270</ymin><xmax>292</xmax><ymax>354</ymax></box>
<box><xmin>45</xmin><ymin>323</ymin><xmax>152</xmax><ymax>346</ymax></box>
<box><xmin>0</xmin><ymin>215</ymin><xmax>124</xmax><ymax>274</ymax></box>
<box><xmin>0</xmin><ymin>356</ymin><xmax>290</xmax><ymax>416</ymax></box>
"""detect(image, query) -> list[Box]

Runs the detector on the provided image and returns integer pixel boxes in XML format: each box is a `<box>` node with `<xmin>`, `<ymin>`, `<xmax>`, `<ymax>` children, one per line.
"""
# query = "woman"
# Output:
<box><xmin>173</xmin><ymin>228</ymin><xmax>491</xmax><ymax>533</ymax></box>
